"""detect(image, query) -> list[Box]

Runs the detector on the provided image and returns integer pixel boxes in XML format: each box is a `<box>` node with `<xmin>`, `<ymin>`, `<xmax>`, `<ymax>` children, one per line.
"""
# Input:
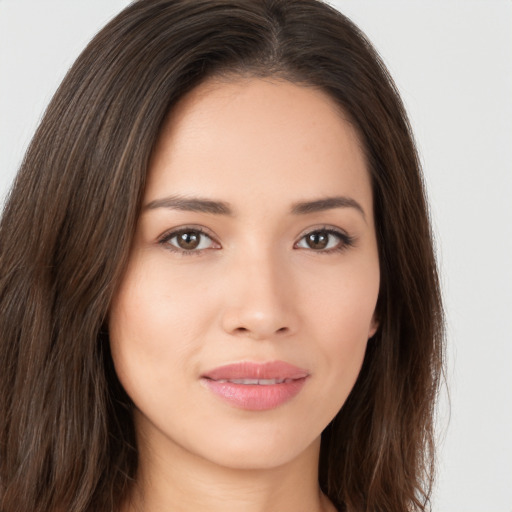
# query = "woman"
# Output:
<box><xmin>0</xmin><ymin>1</ymin><xmax>444</xmax><ymax>511</ymax></box>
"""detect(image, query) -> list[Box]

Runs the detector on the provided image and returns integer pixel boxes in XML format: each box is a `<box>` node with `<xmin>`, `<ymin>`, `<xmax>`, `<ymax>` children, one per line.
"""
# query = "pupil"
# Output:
<box><xmin>308</xmin><ymin>232</ymin><xmax>328</xmax><ymax>250</ymax></box>
<box><xmin>178</xmin><ymin>232</ymin><xmax>200</xmax><ymax>250</ymax></box>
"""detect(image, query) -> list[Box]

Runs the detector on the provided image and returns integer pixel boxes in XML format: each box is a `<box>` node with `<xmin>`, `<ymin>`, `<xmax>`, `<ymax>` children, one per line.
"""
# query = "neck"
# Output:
<box><xmin>123</xmin><ymin>435</ymin><xmax>335</xmax><ymax>512</ymax></box>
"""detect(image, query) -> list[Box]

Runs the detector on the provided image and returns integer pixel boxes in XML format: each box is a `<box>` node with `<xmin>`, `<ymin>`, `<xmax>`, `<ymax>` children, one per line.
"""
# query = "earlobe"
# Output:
<box><xmin>368</xmin><ymin>315</ymin><xmax>379</xmax><ymax>339</ymax></box>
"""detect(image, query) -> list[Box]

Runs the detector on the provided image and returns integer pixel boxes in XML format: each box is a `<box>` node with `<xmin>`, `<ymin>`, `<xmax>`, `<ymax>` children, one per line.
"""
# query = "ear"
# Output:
<box><xmin>368</xmin><ymin>313</ymin><xmax>379</xmax><ymax>339</ymax></box>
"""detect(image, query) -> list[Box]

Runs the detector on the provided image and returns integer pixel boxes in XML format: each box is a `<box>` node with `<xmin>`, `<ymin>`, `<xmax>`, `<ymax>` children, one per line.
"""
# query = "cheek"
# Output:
<box><xmin>108</xmin><ymin>263</ymin><xmax>185</xmax><ymax>404</ymax></box>
<box><xmin>303</xmin><ymin>256</ymin><xmax>379</xmax><ymax>338</ymax></box>
<box><xmin>301</xmin><ymin>259</ymin><xmax>379</xmax><ymax>391</ymax></box>
<box><xmin>110</xmin><ymin>256</ymin><xmax>203</xmax><ymax>350</ymax></box>
<box><xmin>107</xmin><ymin>251</ymin><xmax>223</xmax><ymax>414</ymax></box>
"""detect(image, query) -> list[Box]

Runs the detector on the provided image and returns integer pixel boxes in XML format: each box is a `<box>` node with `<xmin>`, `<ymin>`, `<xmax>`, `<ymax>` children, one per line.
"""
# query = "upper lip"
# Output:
<box><xmin>202</xmin><ymin>361</ymin><xmax>309</xmax><ymax>381</ymax></box>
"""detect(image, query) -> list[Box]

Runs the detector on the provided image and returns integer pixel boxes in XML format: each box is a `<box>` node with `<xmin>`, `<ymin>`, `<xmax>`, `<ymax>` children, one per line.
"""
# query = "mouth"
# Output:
<box><xmin>212</xmin><ymin>378</ymin><xmax>296</xmax><ymax>385</ymax></box>
<box><xmin>201</xmin><ymin>361</ymin><xmax>309</xmax><ymax>411</ymax></box>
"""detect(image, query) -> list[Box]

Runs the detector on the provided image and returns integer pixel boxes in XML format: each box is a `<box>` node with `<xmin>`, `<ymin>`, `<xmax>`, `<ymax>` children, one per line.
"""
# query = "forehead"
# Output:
<box><xmin>146</xmin><ymin>77</ymin><xmax>372</xmax><ymax>215</ymax></box>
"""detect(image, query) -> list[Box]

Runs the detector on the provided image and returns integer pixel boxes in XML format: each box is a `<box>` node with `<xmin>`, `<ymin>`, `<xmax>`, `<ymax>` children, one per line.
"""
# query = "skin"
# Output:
<box><xmin>109</xmin><ymin>77</ymin><xmax>380</xmax><ymax>512</ymax></box>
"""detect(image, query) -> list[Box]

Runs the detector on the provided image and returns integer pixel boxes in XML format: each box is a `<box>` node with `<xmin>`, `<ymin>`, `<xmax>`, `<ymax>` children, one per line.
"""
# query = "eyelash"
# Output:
<box><xmin>158</xmin><ymin>226</ymin><xmax>355</xmax><ymax>256</ymax></box>
<box><xmin>295</xmin><ymin>227</ymin><xmax>355</xmax><ymax>254</ymax></box>
<box><xmin>158</xmin><ymin>226</ymin><xmax>218</xmax><ymax>256</ymax></box>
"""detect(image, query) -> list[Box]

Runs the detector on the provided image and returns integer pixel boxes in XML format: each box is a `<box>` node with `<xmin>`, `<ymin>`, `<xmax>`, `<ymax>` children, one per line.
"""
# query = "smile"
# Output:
<box><xmin>213</xmin><ymin>378</ymin><xmax>293</xmax><ymax>385</ymax></box>
<box><xmin>201</xmin><ymin>361</ymin><xmax>309</xmax><ymax>411</ymax></box>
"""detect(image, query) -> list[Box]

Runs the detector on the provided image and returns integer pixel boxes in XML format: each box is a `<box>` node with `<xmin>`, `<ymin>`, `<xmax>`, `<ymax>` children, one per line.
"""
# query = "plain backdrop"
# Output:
<box><xmin>1</xmin><ymin>1</ymin><xmax>511</xmax><ymax>511</ymax></box>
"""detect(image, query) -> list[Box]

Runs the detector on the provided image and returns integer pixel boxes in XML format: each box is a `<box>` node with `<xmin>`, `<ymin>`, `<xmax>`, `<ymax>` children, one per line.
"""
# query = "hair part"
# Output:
<box><xmin>0</xmin><ymin>1</ymin><xmax>444</xmax><ymax>511</ymax></box>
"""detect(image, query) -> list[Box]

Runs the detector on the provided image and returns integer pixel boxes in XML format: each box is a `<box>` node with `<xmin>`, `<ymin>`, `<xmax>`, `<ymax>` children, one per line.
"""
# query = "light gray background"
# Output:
<box><xmin>1</xmin><ymin>1</ymin><xmax>511</xmax><ymax>510</ymax></box>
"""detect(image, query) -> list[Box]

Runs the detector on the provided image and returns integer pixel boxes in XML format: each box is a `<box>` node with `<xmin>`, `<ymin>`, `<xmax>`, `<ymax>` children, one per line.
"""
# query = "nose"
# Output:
<box><xmin>220</xmin><ymin>250</ymin><xmax>299</xmax><ymax>341</ymax></box>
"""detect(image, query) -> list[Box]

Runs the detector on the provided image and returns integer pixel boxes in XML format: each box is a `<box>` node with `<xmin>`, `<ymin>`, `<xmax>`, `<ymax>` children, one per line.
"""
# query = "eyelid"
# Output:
<box><xmin>156</xmin><ymin>224</ymin><xmax>355</xmax><ymax>255</ymax></box>
<box><xmin>157</xmin><ymin>225</ymin><xmax>221</xmax><ymax>254</ymax></box>
<box><xmin>294</xmin><ymin>225</ymin><xmax>355</xmax><ymax>253</ymax></box>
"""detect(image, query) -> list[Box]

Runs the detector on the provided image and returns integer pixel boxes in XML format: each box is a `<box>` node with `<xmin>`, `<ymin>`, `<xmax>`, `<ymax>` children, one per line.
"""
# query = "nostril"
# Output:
<box><xmin>231</xmin><ymin>325</ymin><xmax>289</xmax><ymax>337</ymax></box>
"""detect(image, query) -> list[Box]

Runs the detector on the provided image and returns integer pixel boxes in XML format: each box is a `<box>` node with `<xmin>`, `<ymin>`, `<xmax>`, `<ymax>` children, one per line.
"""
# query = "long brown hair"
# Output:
<box><xmin>0</xmin><ymin>1</ymin><xmax>444</xmax><ymax>511</ymax></box>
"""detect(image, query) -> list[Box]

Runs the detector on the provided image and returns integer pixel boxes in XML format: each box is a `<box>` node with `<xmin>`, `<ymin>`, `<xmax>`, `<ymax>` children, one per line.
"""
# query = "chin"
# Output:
<box><xmin>174</xmin><ymin>413</ymin><xmax>324</xmax><ymax>472</ymax></box>
<box><xmin>199</xmin><ymin>436</ymin><xmax>318</xmax><ymax>471</ymax></box>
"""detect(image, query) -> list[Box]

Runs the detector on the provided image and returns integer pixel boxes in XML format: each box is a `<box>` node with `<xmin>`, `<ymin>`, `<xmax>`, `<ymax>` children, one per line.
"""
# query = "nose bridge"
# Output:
<box><xmin>221</xmin><ymin>241</ymin><xmax>296</xmax><ymax>339</ymax></box>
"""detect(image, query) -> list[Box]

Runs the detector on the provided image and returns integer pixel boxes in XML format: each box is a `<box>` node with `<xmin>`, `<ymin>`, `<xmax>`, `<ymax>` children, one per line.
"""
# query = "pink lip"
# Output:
<box><xmin>201</xmin><ymin>361</ymin><xmax>309</xmax><ymax>411</ymax></box>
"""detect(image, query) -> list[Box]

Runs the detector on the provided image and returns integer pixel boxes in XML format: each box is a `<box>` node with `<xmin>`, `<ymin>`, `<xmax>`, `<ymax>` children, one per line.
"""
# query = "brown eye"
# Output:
<box><xmin>305</xmin><ymin>232</ymin><xmax>329</xmax><ymax>250</ymax></box>
<box><xmin>296</xmin><ymin>228</ymin><xmax>353</xmax><ymax>252</ymax></box>
<box><xmin>163</xmin><ymin>229</ymin><xmax>216</xmax><ymax>252</ymax></box>
<box><xmin>176</xmin><ymin>231</ymin><xmax>201</xmax><ymax>250</ymax></box>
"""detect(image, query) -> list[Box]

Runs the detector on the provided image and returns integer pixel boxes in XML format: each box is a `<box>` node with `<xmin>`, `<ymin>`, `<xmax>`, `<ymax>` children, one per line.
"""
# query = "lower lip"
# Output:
<box><xmin>202</xmin><ymin>378</ymin><xmax>307</xmax><ymax>411</ymax></box>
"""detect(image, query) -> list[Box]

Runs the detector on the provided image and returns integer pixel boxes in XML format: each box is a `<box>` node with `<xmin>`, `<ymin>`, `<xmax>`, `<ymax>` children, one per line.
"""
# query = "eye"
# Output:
<box><xmin>159</xmin><ymin>228</ymin><xmax>219</xmax><ymax>253</ymax></box>
<box><xmin>295</xmin><ymin>228</ymin><xmax>354</xmax><ymax>252</ymax></box>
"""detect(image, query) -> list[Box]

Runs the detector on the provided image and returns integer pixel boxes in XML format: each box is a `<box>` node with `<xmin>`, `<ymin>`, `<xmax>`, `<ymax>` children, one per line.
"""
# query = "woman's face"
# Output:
<box><xmin>109</xmin><ymin>78</ymin><xmax>380</xmax><ymax>470</ymax></box>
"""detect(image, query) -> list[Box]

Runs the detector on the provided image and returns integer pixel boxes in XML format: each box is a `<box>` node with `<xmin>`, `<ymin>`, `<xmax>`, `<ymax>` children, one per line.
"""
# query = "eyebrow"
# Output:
<box><xmin>143</xmin><ymin>195</ymin><xmax>232</xmax><ymax>215</ymax></box>
<box><xmin>143</xmin><ymin>194</ymin><xmax>366</xmax><ymax>220</ymax></box>
<box><xmin>291</xmin><ymin>196</ymin><xmax>366</xmax><ymax>221</ymax></box>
